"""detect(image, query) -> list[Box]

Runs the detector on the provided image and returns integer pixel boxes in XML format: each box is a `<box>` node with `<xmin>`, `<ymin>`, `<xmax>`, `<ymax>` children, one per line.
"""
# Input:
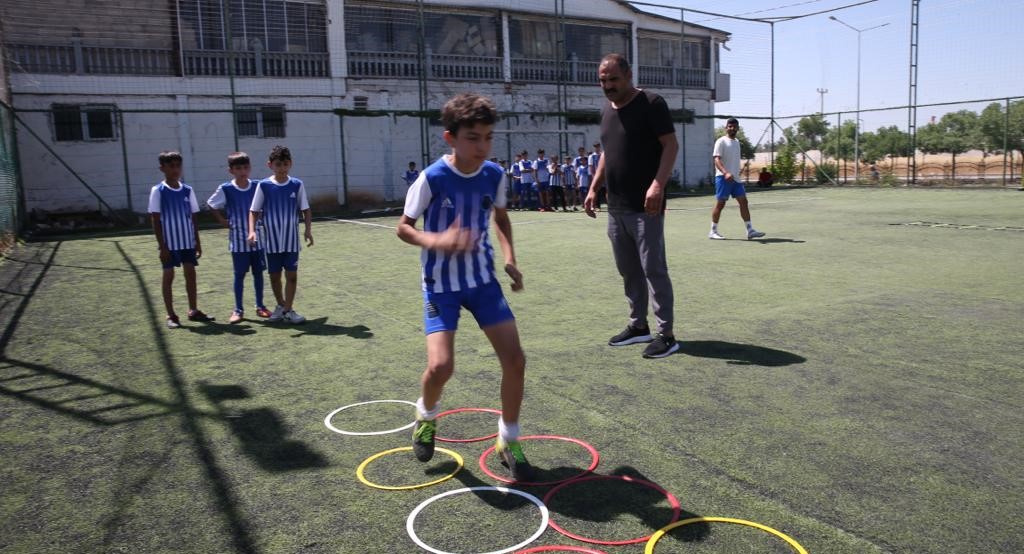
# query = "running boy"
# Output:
<box><xmin>149</xmin><ymin>151</ymin><xmax>214</xmax><ymax>328</ymax></box>
<box><xmin>247</xmin><ymin>146</ymin><xmax>314</xmax><ymax>324</ymax></box>
<box><xmin>207</xmin><ymin>152</ymin><xmax>272</xmax><ymax>323</ymax></box>
<box><xmin>397</xmin><ymin>93</ymin><xmax>533</xmax><ymax>481</ymax></box>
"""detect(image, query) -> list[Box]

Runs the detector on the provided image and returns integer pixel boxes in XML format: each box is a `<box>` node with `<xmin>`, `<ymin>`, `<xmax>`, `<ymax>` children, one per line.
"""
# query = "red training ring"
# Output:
<box><xmin>542</xmin><ymin>475</ymin><xmax>681</xmax><ymax>546</ymax></box>
<box><xmin>515</xmin><ymin>546</ymin><xmax>609</xmax><ymax>554</ymax></box>
<box><xmin>479</xmin><ymin>435</ymin><xmax>600</xmax><ymax>486</ymax></box>
<box><xmin>436</xmin><ymin>407</ymin><xmax>502</xmax><ymax>443</ymax></box>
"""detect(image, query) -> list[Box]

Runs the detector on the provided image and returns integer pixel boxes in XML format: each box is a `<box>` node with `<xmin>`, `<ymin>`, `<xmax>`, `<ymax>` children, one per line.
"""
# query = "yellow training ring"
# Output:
<box><xmin>356</xmin><ymin>446</ymin><xmax>464</xmax><ymax>491</ymax></box>
<box><xmin>645</xmin><ymin>516</ymin><xmax>808</xmax><ymax>554</ymax></box>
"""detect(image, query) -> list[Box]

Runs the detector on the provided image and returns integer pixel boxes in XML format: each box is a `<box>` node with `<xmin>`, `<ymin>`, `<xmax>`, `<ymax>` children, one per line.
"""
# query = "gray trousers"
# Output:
<box><xmin>607</xmin><ymin>211</ymin><xmax>674</xmax><ymax>335</ymax></box>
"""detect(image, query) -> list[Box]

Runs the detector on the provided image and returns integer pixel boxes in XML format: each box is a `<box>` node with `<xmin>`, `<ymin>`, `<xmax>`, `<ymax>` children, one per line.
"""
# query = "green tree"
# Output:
<box><xmin>822</xmin><ymin>120</ymin><xmax>857</xmax><ymax>161</ymax></box>
<box><xmin>917</xmin><ymin>110</ymin><xmax>982</xmax><ymax>177</ymax></box>
<box><xmin>767</xmin><ymin>144</ymin><xmax>799</xmax><ymax>184</ymax></box>
<box><xmin>861</xmin><ymin>125</ymin><xmax>911</xmax><ymax>164</ymax></box>
<box><xmin>796</xmin><ymin>114</ymin><xmax>830</xmax><ymax>150</ymax></box>
<box><xmin>978</xmin><ymin>100</ymin><xmax>1024</xmax><ymax>157</ymax></box>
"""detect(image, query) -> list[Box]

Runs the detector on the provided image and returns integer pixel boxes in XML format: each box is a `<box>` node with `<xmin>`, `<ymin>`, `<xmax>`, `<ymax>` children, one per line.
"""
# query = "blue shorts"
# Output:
<box><xmin>162</xmin><ymin>248</ymin><xmax>197</xmax><ymax>269</ymax></box>
<box><xmin>536</xmin><ymin>180</ymin><xmax>550</xmax><ymax>192</ymax></box>
<box><xmin>715</xmin><ymin>175</ymin><xmax>746</xmax><ymax>201</ymax></box>
<box><xmin>265</xmin><ymin>251</ymin><xmax>299</xmax><ymax>273</ymax></box>
<box><xmin>513</xmin><ymin>181</ymin><xmax>527</xmax><ymax>198</ymax></box>
<box><xmin>232</xmin><ymin>250</ymin><xmax>266</xmax><ymax>274</ymax></box>
<box><xmin>423</xmin><ymin>280</ymin><xmax>515</xmax><ymax>335</ymax></box>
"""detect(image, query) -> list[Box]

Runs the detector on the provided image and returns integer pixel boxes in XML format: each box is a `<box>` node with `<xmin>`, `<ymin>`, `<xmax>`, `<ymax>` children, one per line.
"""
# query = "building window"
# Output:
<box><xmin>236</xmin><ymin>105</ymin><xmax>286</xmax><ymax>138</ymax></box>
<box><xmin>345</xmin><ymin>5</ymin><xmax>499</xmax><ymax>58</ymax></box>
<box><xmin>52</xmin><ymin>104</ymin><xmax>116</xmax><ymax>142</ymax></box>
<box><xmin>509</xmin><ymin>18</ymin><xmax>628</xmax><ymax>61</ymax></box>
<box><xmin>179</xmin><ymin>0</ymin><xmax>327</xmax><ymax>52</ymax></box>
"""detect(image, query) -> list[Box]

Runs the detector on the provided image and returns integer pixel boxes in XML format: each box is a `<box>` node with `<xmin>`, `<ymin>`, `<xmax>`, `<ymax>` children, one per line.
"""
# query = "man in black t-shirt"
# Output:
<box><xmin>584</xmin><ymin>53</ymin><xmax>680</xmax><ymax>359</ymax></box>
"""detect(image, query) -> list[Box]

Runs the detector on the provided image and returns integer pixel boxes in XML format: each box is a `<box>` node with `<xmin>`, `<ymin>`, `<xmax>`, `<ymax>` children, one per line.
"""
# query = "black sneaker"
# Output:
<box><xmin>496</xmin><ymin>437</ymin><xmax>536</xmax><ymax>482</ymax></box>
<box><xmin>642</xmin><ymin>333</ymin><xmax>680</xmax><ymax>359</ymax></box>
<box><xmin>411</xmin><ymin>419</ymin><xmax>436</xmax><ymax>462</ymax></box>
<box><xmin>608</xmin><ymin>325</ymin><xmax>653</xmax><ymax>346</ymax></box>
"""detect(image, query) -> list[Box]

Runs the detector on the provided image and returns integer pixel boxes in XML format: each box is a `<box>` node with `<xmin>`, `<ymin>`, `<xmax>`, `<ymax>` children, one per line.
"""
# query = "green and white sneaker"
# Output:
<box><xmin>412</xmin><ymin>419</ymin><xmax>436</xmax><ymax>462</ymax></box>
<box><xmin>496</xmin><ymin>437</ymin><xmax>535</xmax><ymax>482</ymax></box>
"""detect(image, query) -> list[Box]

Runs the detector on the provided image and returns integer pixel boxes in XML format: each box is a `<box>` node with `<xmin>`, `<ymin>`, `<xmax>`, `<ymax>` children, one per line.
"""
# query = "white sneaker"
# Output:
<box><xmin>268</xmin><ymin>305</ymin><xmax>285</xmax><ymax>322</ymax></box>
<box><xmin>708</xmin><ymin>231</ymin><xmax>726</xmax><ymax>240</ymax></box>
<box><xmin>283</xmin><ymin>309</ymin><xmax>306</xmax><ymax>324</ymax></box>
<box><xmin>747</xmin><ymin>229</ymin><xmax>766</xmax><ymax>239</ymax></box>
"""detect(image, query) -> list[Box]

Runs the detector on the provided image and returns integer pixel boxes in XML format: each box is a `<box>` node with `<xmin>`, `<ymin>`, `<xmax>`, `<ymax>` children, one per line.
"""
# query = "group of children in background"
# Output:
<box><xmin>149</xmin><ymin>146</ymin><xmax>313</xmax><ymax>329</ymax></box>
<box><xmin>403</xmin><ymin>144</ymin><xmax>606</xmax><ymax>213</ymax></box>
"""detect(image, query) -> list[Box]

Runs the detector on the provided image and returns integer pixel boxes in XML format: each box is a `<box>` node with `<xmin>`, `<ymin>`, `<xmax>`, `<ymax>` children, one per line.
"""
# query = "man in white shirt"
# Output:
<box><xmin>710</xmin><ymin>118</ymin><xmax>765</xmax><ymax>240</ymax></box>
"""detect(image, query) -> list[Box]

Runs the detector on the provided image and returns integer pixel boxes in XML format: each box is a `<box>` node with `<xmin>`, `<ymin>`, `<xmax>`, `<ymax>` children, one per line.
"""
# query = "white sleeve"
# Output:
<box><xmin>207</xmin><ymin>186</ymin><xmax>226</xmax><ymax>209</ymax></box>
<box><xmin>494</xmin><ymin>173</ymin><xmax>508</xmax><ymax>209</ymax></box>
<box><xmin>297</xmin><ymin>183</ymin><xmax>310</xmax><ymax>211</ymax></box>
<box><xmin>188</xmin><ymin>189</ymin><xmax>200</xmax><ymax>213</ymax></box>
<box><xmin>148</xmin><ymin>186</ymin><xmax>161</xmax><ymax>213</ymax></box>
<box><xmin>403</xmin><ymin>171</ymin><xmax>433</xmax><ymax>219</ymax></box>
<box><xmin>250</xmin><ymin>183</ymin><xmax>265</xmax><ymax>212</ymax></box>
<box><xmin>713</xmin><ymin>137</ymin><xmax>724</xmax><ymax>158</ymax></box>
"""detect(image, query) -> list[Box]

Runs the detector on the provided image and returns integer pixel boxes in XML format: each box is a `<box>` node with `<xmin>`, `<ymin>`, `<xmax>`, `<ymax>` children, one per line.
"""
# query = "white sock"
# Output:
<box><xmin>745</xmin><ymin>220</ymin><xmax>753</xmax><ymax>231</ymax></box>
<box><xmin>711</xmin><ymin>222</ymin><xmax>718</xmax><ymax>232</ymax></box>
<box><xmin>416</xmin><ymin>397</ymin><xmax>440</xmax><ymax>421</ymax></box>
<box><xmin>498</xmin><ymin>418</ymin><xmax>520</xmax><ymax>442</ymax></box>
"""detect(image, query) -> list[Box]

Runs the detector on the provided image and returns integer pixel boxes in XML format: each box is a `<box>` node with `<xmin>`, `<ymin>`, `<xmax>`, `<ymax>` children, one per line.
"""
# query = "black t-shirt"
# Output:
<box><xmin>599</xmin><ymin>90</ymin><xmax>675</xmax><ymax>214</ymax></box>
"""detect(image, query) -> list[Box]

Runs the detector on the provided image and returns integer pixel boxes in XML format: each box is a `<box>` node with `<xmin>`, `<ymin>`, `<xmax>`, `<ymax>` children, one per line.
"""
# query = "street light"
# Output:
<box><xmin>829</xmin><ymin>16</ymin><xmax>889</xmax><ymax>182</ymax></box>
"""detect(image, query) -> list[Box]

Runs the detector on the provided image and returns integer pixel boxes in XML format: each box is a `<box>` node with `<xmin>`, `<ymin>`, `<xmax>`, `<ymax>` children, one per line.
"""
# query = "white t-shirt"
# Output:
<box><xmin>713</xmin><ymin>136</ymin><xmax>741</xmax><ymax>177</ymax></box>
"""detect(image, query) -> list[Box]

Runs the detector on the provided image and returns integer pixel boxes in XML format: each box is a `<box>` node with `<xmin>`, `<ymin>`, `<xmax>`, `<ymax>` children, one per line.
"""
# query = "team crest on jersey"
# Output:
<box><xmin>440</xmin><ymin>197</ymin><xmax>454</xmax><ymax>209</ymax></box>
<box><xmin>481</xmin><ymin>195</ymin><xmax>493</xmax><ymax>210</ymax></box>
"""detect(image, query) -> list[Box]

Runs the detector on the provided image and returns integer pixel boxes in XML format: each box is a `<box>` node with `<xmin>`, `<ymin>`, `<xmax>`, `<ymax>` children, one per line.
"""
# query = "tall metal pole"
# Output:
<box><xmin>680</xmin><ymin>8</ymin><xmax>687</xmax><ymax>187</ymax></box>
<box><xmin>1004</xmin><ymin>97</ymin><xmax>1010</xmax><ymax>187</ymax></box>
<box><xmin>817</xmin><ymin>88</ymin><xmax>828</xmax><ymax>114</ymax></box>
<box><xmin>770</xmin><ymin>22</ymin><xmax>775</xmax><ymax>166</ymax></box>
<box><xmin>416</xmin><ymin>0</ymin><xmax>429</xmax><ymax>169</ymax></box>
<box><xmin>855</xmin><ymin>29</ymin><xmax>860</xmax><ymax>182</ymax></box>
<box><xmin>222</xmin><ymin>0</ymin><xmax>239</xmax><ymax>151</ymax></box>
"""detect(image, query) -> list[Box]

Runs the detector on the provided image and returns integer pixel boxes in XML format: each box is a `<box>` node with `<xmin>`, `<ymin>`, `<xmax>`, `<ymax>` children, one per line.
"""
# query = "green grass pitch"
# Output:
<box><xmin>1</xmin><ymin>187</ymin><xmax>1022</xmax><ymax>553</ymax></box>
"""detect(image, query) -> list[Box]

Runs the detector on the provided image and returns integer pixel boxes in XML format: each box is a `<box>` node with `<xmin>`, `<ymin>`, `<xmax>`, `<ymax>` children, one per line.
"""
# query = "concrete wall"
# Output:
<box><xmin>1</xmin><ymin>0</ymin><xmax>176</xmax><ymax>49</ymax></box>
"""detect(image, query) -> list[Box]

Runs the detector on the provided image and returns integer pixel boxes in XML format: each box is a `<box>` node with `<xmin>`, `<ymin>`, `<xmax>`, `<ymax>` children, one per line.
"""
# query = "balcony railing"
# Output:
<box><xmin>7</xmin><ymin>42</ymin><xmax>175</xmax><ymax>76</ymax></box>
<box><xmin>510</xmin><ymin>57</ymin><xmax>599</xmax><ymax>85</ymax></box>
<box><xmin>183</xmin><ymin>49</ymin><xmax>329</xmax><ymax>78</ymax></box>
<box><xmin>348</xmin><ymin>50</ymin><xmax>501</xmax><ymax>82</ymax></box>
<box><xmin>637</xmin><ymin>65</ymin><xmax>710</xmax><ymax>88</ymax></box>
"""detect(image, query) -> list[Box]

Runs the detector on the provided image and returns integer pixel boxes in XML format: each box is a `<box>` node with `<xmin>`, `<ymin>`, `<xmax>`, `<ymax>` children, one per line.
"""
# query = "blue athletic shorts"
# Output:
<box><xmin>265</xmin><ymin>251</ymin><xmax>299</xmax><ymax>273</ymax></box>
<box><xmin>232</xmin><ymin>250</ymin><xmax>266</xmax><ymax>274</ymax></box>
<box><xmin>715</xmin><ymin>175</ymin><xmax>746</xmax><ymax>200</ymax></box>
<box><xmin>513</xmin><ymin>181</ymin><xmax>526</xmax><ymax>198</ymax></box>
<box><xmin>162</xmin><ymin>248</ymin><xmax>197</xmax><ymax>269</ymax></box>
<box><xmin>423</xmin><ymin>280</ymin><xmax>515</xmax><ymax>335</ymax></box>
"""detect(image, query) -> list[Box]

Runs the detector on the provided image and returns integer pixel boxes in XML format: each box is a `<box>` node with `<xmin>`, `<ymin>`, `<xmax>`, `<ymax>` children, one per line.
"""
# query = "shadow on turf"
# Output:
<box><xmin>183</xmin><ymin>321</ymin><xmax>258</xmax><ymax>336</ymax></box>
<box><xmin>679</xmin><ymin>340</ymin><xmax>806</xmax><ymax>367</ymax></box>
<box><xmin>286</xmin><ymin>317</ymin><xmax>373</xmax><ymax>339</ymax></box>
<box><xmin>199</xmin><ymin>383</ymin><xmax>329</xmax><ymax>472</ymax></box>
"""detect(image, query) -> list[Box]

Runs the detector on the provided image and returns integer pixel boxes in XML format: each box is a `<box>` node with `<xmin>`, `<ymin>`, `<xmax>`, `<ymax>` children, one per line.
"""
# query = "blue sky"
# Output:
<box><xmin>631</xmin><ymin>0</ymin><xmax>1023</xmax><ymax>139</ymax></box>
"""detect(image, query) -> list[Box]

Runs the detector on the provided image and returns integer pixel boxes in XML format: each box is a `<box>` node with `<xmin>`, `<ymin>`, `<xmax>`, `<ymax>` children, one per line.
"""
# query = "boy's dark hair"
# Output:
<box><xmin>228</xmin><ymin>152</ymin><xmax>250</xmax><ymax>167</ymax></box>
<box><xmin>441</xmin><ymin>93</ymin><xmax>498</xmax><ymax>135</ymax></box>
<box><xmin>408</xmin><ymin>161</ymin><xmax>416</xmax><ymax>167</ymax></box>
<box><xmin>268</xmin><ymin>145</ymin><xmax>292</xmax><ymax>163</ymax></box>
<box><xmin>727</xmin><ymin>117</ymin><xmax>740</xmax><ymax>126</ymax></box>
<box><xmin>158</xmin><ymin>151</ymin><xmax>182</xmax><ymax>165</ymax></box>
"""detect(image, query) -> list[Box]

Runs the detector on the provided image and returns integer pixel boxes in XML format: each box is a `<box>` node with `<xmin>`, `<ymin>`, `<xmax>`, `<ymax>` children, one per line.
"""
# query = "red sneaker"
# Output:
<box><xmin>255</xmin><ymin>307</ymin><xmax>273</xmax><ymax>318</ymax></box>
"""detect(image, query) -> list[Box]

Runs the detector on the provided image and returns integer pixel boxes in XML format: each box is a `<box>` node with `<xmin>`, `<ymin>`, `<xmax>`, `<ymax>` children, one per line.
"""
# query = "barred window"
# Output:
<box><xmin>236</xmin><ymin>105</ymin><xmax>286</xmax><ymax>138</ymax></box>
<box><xmin>345</xmin><ymin>5</ymin><xmax>500</xmax><ymax>57</ymax></box>
<box><xmin>639</xmin><ymin>35</ymin><xmax>709</xmax><ymax>69</ymax></box>
<box><xmin>509</xmin><ymin>18</ymin><xmax>629</xmax><ymax>61</ymax></box>
<box><xmin>180</xmin><ymin>0</ymin><xmax>327</xmax><ymax>52</ymax></box>
<box><xmin>52</xmin><ymin>104</ymin><xmax>116</xmax><ymax>142</ymax></box>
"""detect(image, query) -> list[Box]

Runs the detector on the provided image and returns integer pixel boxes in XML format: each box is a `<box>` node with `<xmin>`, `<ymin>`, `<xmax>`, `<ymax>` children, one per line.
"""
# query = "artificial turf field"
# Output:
<box><xmin>1</xmin><ymin>187</ymin><xmax>1021</xmax><ymax>554</ymax></box>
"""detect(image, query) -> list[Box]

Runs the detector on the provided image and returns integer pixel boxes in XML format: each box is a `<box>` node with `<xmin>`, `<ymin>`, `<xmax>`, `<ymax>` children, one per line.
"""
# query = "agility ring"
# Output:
<box><xmin>542</xmin><ymin>475</ymin><xmax>681</xmax><ymax>546</ymax></box>
<box><xmin>407</xmin><ymin>486</ymin><xmax>549</xmax><ymax>554</ymax></box>
<box><xmin>436</xmin><ymin>407</ymin><xmax>502</xmax><ymax>443</ymax></box>
<box><xmin>356</xmin><ymin>446</ymin><xmax>463</xmax><ymax>491</ymax></box>
<box><xmin>324</xmin><ymin>399</ymin><xmax>416</xmax><ymax>436</ymax></box>
<box><xmin>479</xmin><ymin>435</ymin><xmax>600</xmax><ymax>486</ymax></box>
<box><xmin>514</xmin><ymin>546</ymin><xmax>609</xmax><ymax>553</ymax></box>
<box><xmin>644</xmin><ymin>517</ymin><xmax>808</xmax><ymax>554</ymax></box>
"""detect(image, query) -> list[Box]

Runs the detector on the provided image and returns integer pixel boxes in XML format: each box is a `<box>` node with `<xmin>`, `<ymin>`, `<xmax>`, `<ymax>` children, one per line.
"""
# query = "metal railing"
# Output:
<box><xmin>7</xmin><ymin>42</ymin><xmax>175</xmax><ymax>76</ymax></box>
<box><xmin>637</xmin><ymin>65</ymin><xmax>710</xmax><ymax>88</ymax></box>
<box><xmin>510</xmin><ymin>57</ymin><xmax>599</xmax><ymax>84</ymax></box>
<box><xmin>183</xmin><ymin>49</ymin><xmax>328</xmax><ymax>78</ymax></box>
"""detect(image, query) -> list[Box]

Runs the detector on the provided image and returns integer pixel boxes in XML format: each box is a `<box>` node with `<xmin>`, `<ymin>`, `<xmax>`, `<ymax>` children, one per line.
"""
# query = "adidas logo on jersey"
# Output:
<box><xmin>289</xmin><ymin>192</ymin><xmax>296</xmax><ymax>198</ymax></box>
<box><xmin>440</xmin><ymin>198</ymin><xmax>454</xmax><ymax>209</ymax></box>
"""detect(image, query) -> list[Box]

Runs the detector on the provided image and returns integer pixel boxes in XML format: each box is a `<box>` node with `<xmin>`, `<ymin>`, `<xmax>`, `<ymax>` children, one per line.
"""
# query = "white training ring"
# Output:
<box><xmin>324</xmin><ymin>399</ymin><xmax>417</xmax><ymax>436</ymax></box>
<box><xmin>406</xmin><ymin>486</ymin><xmax>549</xmax><ymax>554</ymax></box>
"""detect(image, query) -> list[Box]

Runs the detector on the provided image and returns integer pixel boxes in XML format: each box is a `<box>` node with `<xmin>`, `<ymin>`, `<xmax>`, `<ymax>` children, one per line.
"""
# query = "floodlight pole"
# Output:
<box><xmin>830</xmin><ymin>16</ymin><xmax>888</xmax><ymax>182</ymax></box>
<box><xmin>816</xmin><ymin>88</ymin><xmax>828</xmax><ymax>115</ymax></box>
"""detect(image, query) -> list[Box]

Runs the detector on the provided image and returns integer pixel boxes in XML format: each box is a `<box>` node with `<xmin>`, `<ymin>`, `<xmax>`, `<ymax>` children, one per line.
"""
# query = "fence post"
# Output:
<box><xmin>1003</xmin><ymin>98</ymin><xmax>1009</xmax><ymax>187</ymax></box>
<box><xmin>118</xmin><ymin>109</ymin><xmax>132</xmax><ymax>214</ymax></box>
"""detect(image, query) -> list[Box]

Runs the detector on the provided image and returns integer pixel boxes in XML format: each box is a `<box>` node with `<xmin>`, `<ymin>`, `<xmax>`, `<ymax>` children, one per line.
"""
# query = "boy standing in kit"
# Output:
<box><xmin>149</xmin><ymin>151</ymin><xmax>214</xmax><ymax>328</ymax></box>
<box><xmin>207</xmin><ymin>152</ymin><xmax>272</xmax><ymax>323</ymax></box>
<box><xmin>398</xmin><ymin>93</ymin><xmax>533</xmax><ymax>481</ymax></box>
<box><xmin>247</xmin><ymin>146</ymin><xmax>314</xmax><ymax>324</ymax></box>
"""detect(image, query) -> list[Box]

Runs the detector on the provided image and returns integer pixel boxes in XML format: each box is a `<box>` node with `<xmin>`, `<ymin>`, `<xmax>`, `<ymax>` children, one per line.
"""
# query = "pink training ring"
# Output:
<box><xmin>542</xmin><ymin>474</ymin><xmax>681</xmax><ymax>546</ymax></box>
<box><xmin>479</xmin><ymin>435</ymin><xmax>600</xmax><ymax>486</ymax></box>
<box><xmin>436</xmin><ymin>407</ymin><xmax>502</xmax><ymax>443</ymax></box>
<box><xmin>515</xmin><ymin>546</ymin><xmax>609</xmax><ymax>554</ymax></box>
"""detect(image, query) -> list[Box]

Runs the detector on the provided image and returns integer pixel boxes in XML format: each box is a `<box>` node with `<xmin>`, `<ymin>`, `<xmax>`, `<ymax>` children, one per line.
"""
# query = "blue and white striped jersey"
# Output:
<box><xmin>403</xmin><ymin>156</ymin><xmax>508</xmax><ymax>293</ymax></box>
<box><xmin>148</xmin><ymin>181</ymin><xmax>199</xmax><ymax>251</ymax></box>
<box><xmin>518</xmin><ymin>159</ymin><xmax>535</xmax><ymax>184</ymax></box>
<box><xmin>562</xmin><ymin>164</ymin><xmax>577</xmax><ymax>187</ymax></box>
<box><xmin>534</xmin><ymin>158</ymin><xmax>550</xmax><ymax>182</ymax></box>
<box><xmin>588</xmin><ymin>151</ymin><xmax>601</xmax><ymax>172</ymax></box>
<box><xmin>548</xmin><ymin>163</ymin><xmax>562</xmax><ymax>187</ymax></box>
<box><xmin>250</xmin><ymin>176</ymin><xmax>310</xmax><ymax>254</ymax></box>
<box><xmin>207</xmin><ymin>180</ymin><xmax>259</xmax><ymax>252</ymax></box>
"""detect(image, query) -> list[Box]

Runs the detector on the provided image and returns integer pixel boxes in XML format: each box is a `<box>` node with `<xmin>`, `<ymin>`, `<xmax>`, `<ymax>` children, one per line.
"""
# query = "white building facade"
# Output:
<box><xmin>3</xmin><ymin>0</ymin><xmax>730</xmax><ymax>214</ymax></box>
